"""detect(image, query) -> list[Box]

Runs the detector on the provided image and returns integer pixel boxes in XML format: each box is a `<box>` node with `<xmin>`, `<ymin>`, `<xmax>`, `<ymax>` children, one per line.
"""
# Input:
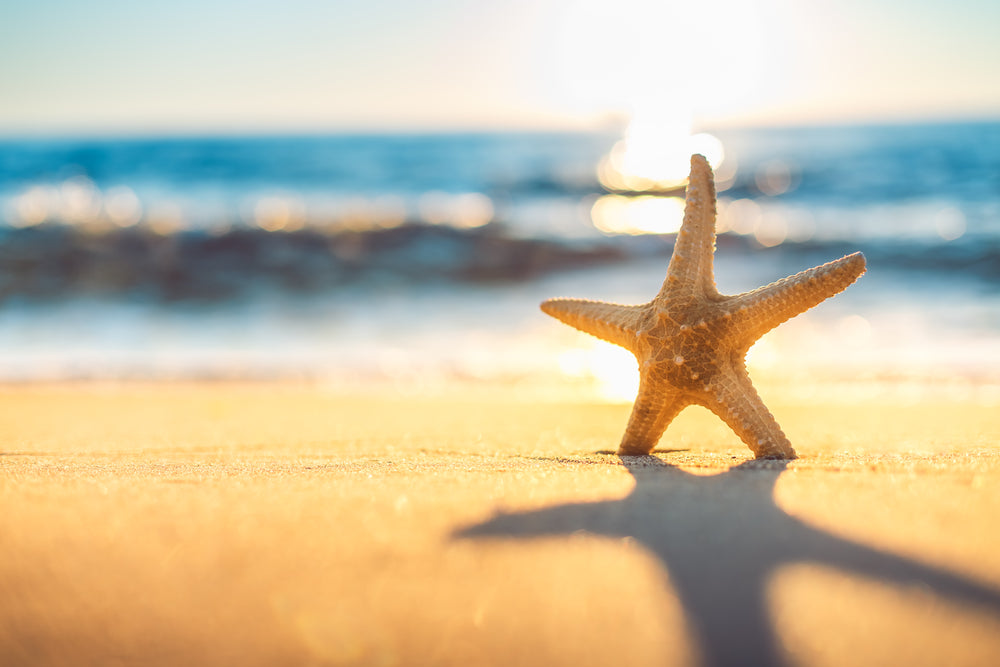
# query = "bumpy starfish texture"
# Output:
<box><xmin>543</xmin><ymin>154</ymin><xmax>866</xmax><ymax>459</ymax></box>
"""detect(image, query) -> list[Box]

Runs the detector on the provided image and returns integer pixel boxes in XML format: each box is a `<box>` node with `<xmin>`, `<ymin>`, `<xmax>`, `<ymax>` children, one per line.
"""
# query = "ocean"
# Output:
<box><xmin>1</xmin><ymin>122</ymin><xmax>998</xmax><ymax>399</ymax></box>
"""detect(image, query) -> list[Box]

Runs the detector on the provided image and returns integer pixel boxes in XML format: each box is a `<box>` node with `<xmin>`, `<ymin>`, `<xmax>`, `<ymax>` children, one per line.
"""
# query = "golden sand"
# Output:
<box><xmin>2</xmin><ymin>383</ymin><xmax>999</xmax><ymax>666</ymax></box>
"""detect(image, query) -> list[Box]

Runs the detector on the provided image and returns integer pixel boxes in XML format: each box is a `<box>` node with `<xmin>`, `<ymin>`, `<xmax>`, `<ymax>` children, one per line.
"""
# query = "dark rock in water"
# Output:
<box><xmin>0</xmin><ymin>222</ymin><xmax>628</xmax><ymax>303</ymax></box>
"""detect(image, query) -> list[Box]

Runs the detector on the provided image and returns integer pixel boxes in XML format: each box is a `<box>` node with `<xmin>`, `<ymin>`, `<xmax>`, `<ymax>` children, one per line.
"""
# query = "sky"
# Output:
<box><xmin>1</xmin><ymin>0</ymin><xmax>998</xmax><ymax>135</ymax></box>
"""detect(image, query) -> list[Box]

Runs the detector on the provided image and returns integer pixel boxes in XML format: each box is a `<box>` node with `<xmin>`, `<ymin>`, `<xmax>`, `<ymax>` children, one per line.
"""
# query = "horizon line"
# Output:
<box><xmin>1</xmin><ymin>110</ymin><xmax>998</xmax><ymax>142</ymax></box>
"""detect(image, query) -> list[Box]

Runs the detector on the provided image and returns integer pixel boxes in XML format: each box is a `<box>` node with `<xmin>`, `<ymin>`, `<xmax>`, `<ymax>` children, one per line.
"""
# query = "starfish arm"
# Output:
<box><xmin>699</xmin><ymin>358</ymin><xmax>796</xmax><ymax>459</ymax></box>
<box><xmin>657</xmin><ymin>154</ymin><xmax>720</xmax><ymax>300</ymax></box>
<box><xmin>729</xmin><ymin>252</ymin><xmax>866</xmax><ymax>343</ymax></box>
<box><xmin>617</xmin><ymin>374</ymin><xmax>690</xmax><ymax>455</ymax></box>
<box><xmin>541</xmin><ymin>298</ymin><xmax>644</xmax><ymax>352</ymax></box>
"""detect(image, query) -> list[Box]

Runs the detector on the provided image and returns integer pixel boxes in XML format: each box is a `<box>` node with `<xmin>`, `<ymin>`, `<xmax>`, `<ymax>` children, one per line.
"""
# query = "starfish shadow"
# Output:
<box><xmin>455</xmin><ymin>455</ymin><xmax>1000</xmax><ymax>666</ymax></box>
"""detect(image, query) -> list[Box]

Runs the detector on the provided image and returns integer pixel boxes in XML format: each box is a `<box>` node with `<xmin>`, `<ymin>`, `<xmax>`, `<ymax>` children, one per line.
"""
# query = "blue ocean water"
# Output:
<box><xmin>0</xmin><ymin>122</ymin><xmax>998</xmax><ymax>391</ymax></box>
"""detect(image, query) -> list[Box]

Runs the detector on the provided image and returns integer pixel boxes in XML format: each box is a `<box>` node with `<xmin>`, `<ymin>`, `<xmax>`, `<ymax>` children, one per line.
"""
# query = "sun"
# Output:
<box><xmin>538</xmin><ymin>0</ymin><xmax>769</xmax><ymax>126</ymax></box>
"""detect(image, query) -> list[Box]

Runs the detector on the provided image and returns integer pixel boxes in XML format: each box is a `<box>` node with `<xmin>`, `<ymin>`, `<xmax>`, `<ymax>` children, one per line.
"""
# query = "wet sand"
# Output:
<box><xmin>2</xmin><ymin>383</ymin><xmax>1000</xmax><ymax>666</ymax></box>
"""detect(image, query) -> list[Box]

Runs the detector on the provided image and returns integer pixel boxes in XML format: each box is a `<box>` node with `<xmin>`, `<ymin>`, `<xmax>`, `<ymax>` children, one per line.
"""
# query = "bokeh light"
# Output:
<box><xmin>934</xmin><ymin>205</ymin><xmax>966</xmax><ymax>241</ymax></box>
<box><xmin>11</xmin><ymin>186</ymin><xmax>51</xmax><ymax>227</ymax></box>
<box><xmin>591</xmin><ymin>194</ymin><xmax>686</xmax><ymax>235</ymax></box>
<box><xmin>104</xmin><ymin>186</ymin><xmax>143</xmax><ymax>227</ymax></box>
<box><xmin>418</xmin><ymin>192</ymin><xmax>494</xmax><ymax>229</ymax></box>
<box><xmin>254</xmin><ymin>196</ymin><xmax>306</xmax><ymax>232</ymax></box>
<box><xmin>754</xmin><ymin>159</ymin><xmax>795</xmax><ymax>196</ymax></box>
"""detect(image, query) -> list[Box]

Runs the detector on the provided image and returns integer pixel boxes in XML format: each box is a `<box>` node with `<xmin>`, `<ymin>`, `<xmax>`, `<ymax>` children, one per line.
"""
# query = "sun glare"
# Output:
<box><xmin>543</xmin><ymin>0</ymin><xmax>767</xmax><ymax>123</ymax></box>
<box><xmin>599</xmin><ymin>121</ymin><xmax>726</xmax><ymax>192</ymax></box>
<box><xmin>559</xmin><ymin>340</ymin><xmax>639</xmax><ymax>402</ymax></box>
<box><xmin>543</xmin><ymin>0</ymin><xmax>763</xmax><ymax>204</ymax></box>
<box><xmin>591</xmin><ymin>194</ymin><xmax>686</xmax><ymax>235</ymax></box>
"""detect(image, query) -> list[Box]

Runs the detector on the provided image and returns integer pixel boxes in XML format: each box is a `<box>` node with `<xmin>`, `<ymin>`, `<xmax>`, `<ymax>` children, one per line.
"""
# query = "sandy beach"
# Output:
<box><xmin>2</xmin><ymin>382</ymin><xmax>999</xmax><ymax>666</ymax></box>
<box><xmin>5</xmin><ymin>1</ymin><xmax>1000</xmax><ymax>665</ymax></box>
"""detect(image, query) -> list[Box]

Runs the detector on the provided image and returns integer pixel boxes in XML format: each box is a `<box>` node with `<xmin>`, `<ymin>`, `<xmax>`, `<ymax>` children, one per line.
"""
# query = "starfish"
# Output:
<box><xmin>542</xmin><ymin>154</ymin><xmax>866</xmax><ymax>459</ymax></box>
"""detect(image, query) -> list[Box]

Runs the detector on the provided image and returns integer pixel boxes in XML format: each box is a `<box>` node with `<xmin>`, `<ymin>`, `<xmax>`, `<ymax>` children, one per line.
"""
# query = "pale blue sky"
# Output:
<box><xmin>1</xmin><ymin>0</ymin><xmax>998</xmax><ymax>135</ymax></box>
